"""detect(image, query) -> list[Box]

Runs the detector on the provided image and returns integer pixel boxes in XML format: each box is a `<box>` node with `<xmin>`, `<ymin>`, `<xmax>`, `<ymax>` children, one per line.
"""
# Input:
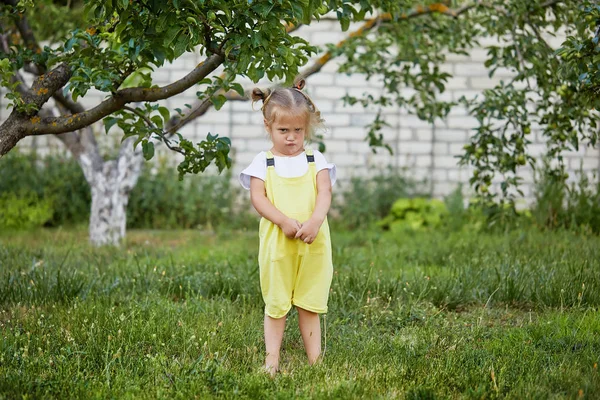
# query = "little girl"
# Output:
<box><xmin>239</xmin><ymin>79</ymin><xmax>336</xmax><ymax>375</ymax></box>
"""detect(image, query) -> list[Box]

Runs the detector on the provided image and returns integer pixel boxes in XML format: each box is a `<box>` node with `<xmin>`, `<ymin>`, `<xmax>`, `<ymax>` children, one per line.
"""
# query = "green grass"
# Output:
<box><xmin>0</xmin><ymin>228</ymin><xmax>599</xmax><ymax>399</ymax></box>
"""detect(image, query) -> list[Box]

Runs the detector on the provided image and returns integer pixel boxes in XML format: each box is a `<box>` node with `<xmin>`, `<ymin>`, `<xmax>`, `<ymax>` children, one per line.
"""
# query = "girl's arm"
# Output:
<box><xmin>295</xmin><ymin>170</ymin><xmax>332</xmax><ymax>244</ymax></box>
<box><xmin>250</xmin><ymin>176</ymin><xmax>301</xmax><ymax>238</ymax></box>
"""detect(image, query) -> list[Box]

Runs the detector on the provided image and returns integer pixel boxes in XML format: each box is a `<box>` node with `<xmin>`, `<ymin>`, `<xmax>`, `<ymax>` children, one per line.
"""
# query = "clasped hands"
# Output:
<box><xmin>279</xmin><ymin>217</ymin><xmax>320</xmax><ymax>244</ymax></box>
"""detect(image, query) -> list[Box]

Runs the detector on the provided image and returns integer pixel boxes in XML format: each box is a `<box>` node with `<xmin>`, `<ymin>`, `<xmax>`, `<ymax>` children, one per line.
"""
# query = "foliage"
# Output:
<box><xmin>0</xmin><ymin>192</ymin><xmax>53</xmax><ymax>229</ymax></box>
<box><xmin>331</xmin><ymin>166</ymin><xmax>426</xmax><ymax>229</ymax></box>
<box><xmin>0</xmin><ymin>150</ymin><xmax>90</xmax><ymax>227</ymax></box>
<box><xmin>330</xmin><ymin>0</ymin><xmax>600</xmax><ymax>205</ymax></box>
<box><xmin>378</xmin><ymin>197</ymin><xmax>448</xmax><ymax>232</ymax></box>
<box><xmin>127</xmin><ymin>158</ymin><xmax>255</xmax><ymax>231</ymax></box>
<box><xmin>532</xmin><ymin>159</ymin><xmax>600</xmax><ymax>234</ymax></box>
<box><xmin>0</xmin><ymin>228</ymin><xmax>599</xmax><ymax>397</ymax></box>
<box><xmin>0</xmin><ymin>0</ymin><xmax>362</xmax><ymax>172</ymax></box>
<box><xmin>0</xmin><ymin>150</ymin><xmax>256</xmax><ymax>230</ymax></box>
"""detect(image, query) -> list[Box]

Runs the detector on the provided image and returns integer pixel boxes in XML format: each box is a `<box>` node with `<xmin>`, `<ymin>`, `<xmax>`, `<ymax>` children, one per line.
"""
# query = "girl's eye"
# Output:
<box><xmin>280</xmin><ymin>129</ymin><xmax>287</xmax><ymax>132</ymax></box>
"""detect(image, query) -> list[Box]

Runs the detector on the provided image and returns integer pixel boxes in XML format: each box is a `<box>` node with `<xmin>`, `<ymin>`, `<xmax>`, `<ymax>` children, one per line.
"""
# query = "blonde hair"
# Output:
<box><xmin>251</xmin><ymin>79</ymin><xmax>324</xmax><ymax>140</ymax></box>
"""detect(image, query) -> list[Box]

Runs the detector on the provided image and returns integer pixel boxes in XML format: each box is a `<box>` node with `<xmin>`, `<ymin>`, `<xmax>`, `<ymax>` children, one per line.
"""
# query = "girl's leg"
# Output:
<box><xmin>296</xmin><ymin>307</ymin><xmax>321</xmax><ymax>364</ymax></box>
<box><xmin>264</xmin><ymin>314</ymin><xmax>286</xmax><ymax>375</ymax></box>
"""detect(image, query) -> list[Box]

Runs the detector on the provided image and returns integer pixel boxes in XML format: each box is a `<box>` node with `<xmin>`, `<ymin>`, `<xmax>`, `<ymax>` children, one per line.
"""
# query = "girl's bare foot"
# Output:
<box><xmin>262</xmin><ymin>363</ymin><xmax>277</xmax><ymax>378</ymax></box>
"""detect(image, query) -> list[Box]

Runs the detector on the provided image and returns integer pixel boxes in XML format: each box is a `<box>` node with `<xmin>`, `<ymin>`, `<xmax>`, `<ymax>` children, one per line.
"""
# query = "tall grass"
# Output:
<box><xmin>1</xmin><ymin>229</ymin><xmax>598</xmax><ymax>398</ymax></box>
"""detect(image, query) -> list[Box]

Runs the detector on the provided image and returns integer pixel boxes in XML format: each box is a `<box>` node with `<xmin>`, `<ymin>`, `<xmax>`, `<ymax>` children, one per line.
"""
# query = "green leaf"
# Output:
<box><xmin>142</xmin><ymin>141</ymin><xmax>155</xmax><ymax>160</ymax></box>
<box><xmin>211</xmin><ymin>94</ymin><xmax>227</xmax><ymax>110</ymax></box>
<box><xmin>104</xmin><ymin>117</ymin><xmax>119</xmax><ymax>134</ymax></box>
<box><xmin>230</xmin><ymin>83</ymin><xmax>245</xmax><ymax>96</ymax></box>
<box><xmin>158</xmin><ymin>107</ymin><xmax>170</xmax><ymax>123</ymax></box>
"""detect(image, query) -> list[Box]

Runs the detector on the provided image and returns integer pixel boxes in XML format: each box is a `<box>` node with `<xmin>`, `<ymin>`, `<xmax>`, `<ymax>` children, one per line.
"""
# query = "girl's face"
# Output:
<box><xmin>265</xmin><ymin>111</ymin><xmax>308</xmax><ymax>156</ymax></box>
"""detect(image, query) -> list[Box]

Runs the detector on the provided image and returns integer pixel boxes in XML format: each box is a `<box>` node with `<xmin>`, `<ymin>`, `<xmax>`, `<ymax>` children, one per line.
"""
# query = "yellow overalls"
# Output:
<box><xmin>258</xmin><ymin>148</ymin><xmax>333</xmax><ymax>319</ymax></box>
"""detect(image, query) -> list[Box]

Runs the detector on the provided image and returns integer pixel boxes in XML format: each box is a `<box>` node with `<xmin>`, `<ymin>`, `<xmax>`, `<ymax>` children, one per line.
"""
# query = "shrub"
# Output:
<box><xmin>127</xmin><ymin>159</ymin><xmax>255</xmax><ymax>231</ymax></box>
<box><xmin>332</xmin><ymin>166</ymin><xmax>426</xmax><ymax>229</ymax></box>
<box><xmin>0</xmin><ymin>193</ymin><xmax>54</xmax><ymax>229</ymax></box>
<box><xmin>0</xmin><ymin>151</ymin><xmax>90</xmax><ymax>227</ymax></box>
<box><xmin>532</xmin><ymin>160</ymin><xmax>600</xmax><ymax>234</ymax></box>
<box><xmin>377</xmin><ymin>197</ymin><xmax>449</xmax><ymax>232</ymax></box>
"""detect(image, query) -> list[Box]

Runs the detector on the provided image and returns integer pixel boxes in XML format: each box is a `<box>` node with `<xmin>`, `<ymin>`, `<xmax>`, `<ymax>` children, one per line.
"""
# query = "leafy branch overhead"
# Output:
<box><xmin>318</xmin><ymin>0</ymin><xmax>598</xmax><ymax>203</ymax></box>
<box><xmin>0</xmin><ymin>0</ymin><xmax>333</xmax><ymax>171</ymax></box>
<box><xmin>1</xmin><ymin>0</ymin><xmax>598</xmax><ymax>201</ymax></box>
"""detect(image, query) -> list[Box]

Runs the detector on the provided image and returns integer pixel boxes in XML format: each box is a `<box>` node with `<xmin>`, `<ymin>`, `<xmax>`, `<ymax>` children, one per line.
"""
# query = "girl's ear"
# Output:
<box><xmin>263</xmin><ymin>118</ymin><xmax>270</xmax><ymax>132</ymax></box>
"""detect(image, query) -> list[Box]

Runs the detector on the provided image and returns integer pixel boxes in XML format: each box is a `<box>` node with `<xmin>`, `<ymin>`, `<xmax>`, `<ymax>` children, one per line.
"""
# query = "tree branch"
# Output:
<box><xmin>23</xmin><ymin>54</ymin><xmax>224</xmax><ymax>135</ymax></box>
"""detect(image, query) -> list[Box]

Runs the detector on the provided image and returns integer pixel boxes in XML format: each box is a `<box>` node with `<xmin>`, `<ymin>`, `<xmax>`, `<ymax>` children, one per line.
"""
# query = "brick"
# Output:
<box><xmin>452</xmin><ymin>90</ymin><xmax>481</xmax><ymax>102</ymax></box>
<box><xmin>350</xmin><ymin>113</ymin><xmax>378</xmax><ymax>127</ymax></box>
<box><xmin>453</xmin><ymin>63</ymin><xmax>489</xmax><ymax>77</ymax></box>
<box><xmin>433</xmin><ymin>143</ymin><xmax>449</xmax><ymax>154</ymax></box>
<box><xmin>399</xmin><ymin>128</ymin><xmax>414</xmax><ymax>141</ymax></box>
<box><xmin>366</xmin><ymin>153</ymin><xmax>397</xmax><ymax>168</ymax></box>
<box><xmin>198</xmin><ymin>110</ymin><xmax>231</xmax><ymax>124</ymax></box>
<box><xmin>235</xmin><ymin>151</ymin><xmax>257</xmax><ymax>166</ymax></box>
<box><xmin>335</xmin><ymin>74</ymin><xmax>372</xmax><ymax>87</ymax></box>
<box><xmin>449</xmin><ymin>143</ymin><xmax>468</xmax><ymax>156</ymax></box>
<box><xmin>436</xmin><ymin>129</ymin><xmax>468</xmax><ymax>142</ymax></box>
<box><xmin>445</xmin><ymin>116</ymin><xmax>477</xmax><ymax>130</ymax></box>
<box><xmin>315</xmin><ymin>86</ymin><xmax>346</xmax><ymax>100</ymax></box>
<box><xmin>415</xmin><ymin>129</ymin><xmax>433</xmax><ymax>142</ymax></box>
<box><xmin>432</xmin><ymin>168</ymin><xmax>448</xmax><ymax>181</ymax></box>
<box><xmin>231</xmin><ymin>112</ymin><xmax>250</xmax><ymax>125</ymax></box>
<box><xmin>445</xmin><ymin>77</ymin><xmax>469</xmax><ymax>90</ymax></box>
<box><xmin>437</xmin><ymin>155</ymin><xmax>460</xmax><ymax>168</ymax></box>
<box><xmin>432</xmin><ymin>182</ymin><xmax>457</xmax><ymax>197</ymax></box>
<box><xmin>323</xmin><ymin>140</ymin><xmax>349</xmax><ymax>153</ymax></box>
<box><xmin>468</xmin><ymin>48</ymin><xmax>489</xmax><ymax>62</ymax></box>
<box><xmin>331</xmin><ymin>153</ymin><xmax>364</xmax><ymax>167</ymax></box>
<box><xmin>232</xmin><ymin>124</ymin><xmax>265</xmax><ymax>138</ymax></box>
<box><xmin>447</xmin><ymin>169</ymin><xmax>466</xmax><ymax>182</ymax></box>
<box><xmin>246</xmin><ymin>138</ymin><xmax>272</xmax><ymax>152</ymax></box>
<box><xmin>346</xmin><ymin>140</ymin><xmax>370</xmax><ymax>154</ymax></box>
<box><xmin>415</xmin><ymin>155</ymin><xmax>432</xmax><ymax>167</ymax></box>
<box><xmin>325</xmin><ymin>114</ymin><xmax>351</xmax><ymax>127</ymax></box>
<box><xmin>569</xmin><ymin>156</ymin><xmax>598</xmax><ymax>170</ymax></box>
<box><xmin>402</xmin><ymin>115</ymin><xmax>433</xmax><ymax>129</ymax></box>
<box><xmin>315</xmin><ymin>99</ymin><xmax>335</xmax><ymax>113</ymax></box>
<box><xmin>398</xmin><ymin>141</ymin><xmax>432</xmax><ymax>155</ymax></box>
<box><xmin>331</xmin><ymin>126</ymin><xmax>366</xmax><ymax>140</ymax></box>
<box><xmin>469</xmin><ymin>76</ymin><xmax>504</xmax><ymax>90</ymax></box>
<box><xmin>306</xmin><ymin>73</ymin><xmax>335</xmax><ymax>86</ymax></box>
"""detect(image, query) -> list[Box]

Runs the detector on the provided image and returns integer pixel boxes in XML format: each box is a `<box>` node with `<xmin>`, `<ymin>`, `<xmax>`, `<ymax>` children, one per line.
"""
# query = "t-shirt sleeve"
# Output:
<box><xmin>239</xmin><ymin>152</ymin><xmax>267</xmax><ymax>190</ymax></box>
<box><xmin>313</xmin><ymin>149</ymin><xmax>337</xmax><ymax>187</ymax></box>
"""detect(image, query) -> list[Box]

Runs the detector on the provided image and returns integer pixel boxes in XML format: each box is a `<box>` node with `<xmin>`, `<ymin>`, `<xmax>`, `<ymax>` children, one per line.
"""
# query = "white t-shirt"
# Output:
<box><xmin>239</xmin><ymin>149</ymin><xmax>337</xmax><ymax>190</ymax></box>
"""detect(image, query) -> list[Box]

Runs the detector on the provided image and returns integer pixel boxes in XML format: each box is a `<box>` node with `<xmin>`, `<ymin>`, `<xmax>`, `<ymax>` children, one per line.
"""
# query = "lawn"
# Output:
<box><xmin>0</xmin><ymin>227</ymin><xmax>598</xmax><ymax>399</ymax></box>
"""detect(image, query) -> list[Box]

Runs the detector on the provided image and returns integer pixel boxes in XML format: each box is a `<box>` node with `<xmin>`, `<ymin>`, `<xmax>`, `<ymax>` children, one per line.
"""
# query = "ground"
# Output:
<box><xmin>0</xmin><ymin>227</ymin><xmax>598</xmax><ymax>398</ymax></box>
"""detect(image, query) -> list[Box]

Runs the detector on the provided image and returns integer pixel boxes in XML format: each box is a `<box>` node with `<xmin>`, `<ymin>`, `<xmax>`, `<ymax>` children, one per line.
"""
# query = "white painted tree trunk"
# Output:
<box><xmin>87</xmin><ymin>138</ymin><xmax>143</xmax><ymax>246</ymax></box>
<box><xmin>57</xmin><ymin>129</ymin><xmax>143</xmax><ymax>247</ymax></box>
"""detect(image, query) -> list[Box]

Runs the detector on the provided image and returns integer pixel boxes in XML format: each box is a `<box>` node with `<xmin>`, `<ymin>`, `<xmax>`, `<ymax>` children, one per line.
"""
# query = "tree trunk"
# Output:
<box><xmin>88</xmin><ymin>138</ymin><xmax>143</xmax><ymax>246</ymax></box>
<box><xmin>56</xmin><ymin>129</ymin><xmax>143</xmax><ymax>246</ymax></box>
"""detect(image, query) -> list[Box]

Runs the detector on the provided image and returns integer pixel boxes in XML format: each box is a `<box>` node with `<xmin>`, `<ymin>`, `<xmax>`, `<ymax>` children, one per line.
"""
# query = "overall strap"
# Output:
<box><xmin>265</xmin><ymin>150</ymin><xmax>275</xmax><ymax>167</ymax></box>
<box><xmin>305</xmin><ymin>148</ymin><xmax>315</xmax><ymax>163</ymax></box>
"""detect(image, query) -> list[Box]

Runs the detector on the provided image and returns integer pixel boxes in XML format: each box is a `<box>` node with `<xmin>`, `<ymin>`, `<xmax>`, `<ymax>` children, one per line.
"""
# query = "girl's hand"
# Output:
<box><xmin>295</xmin><ymin>218</ymin><xmax>321</xmax><ymax>244</ymax></box>
<box><xmin>279</xmin><ymin>218</ymin><xmax>302</xmax><ymax>239</ymax></box>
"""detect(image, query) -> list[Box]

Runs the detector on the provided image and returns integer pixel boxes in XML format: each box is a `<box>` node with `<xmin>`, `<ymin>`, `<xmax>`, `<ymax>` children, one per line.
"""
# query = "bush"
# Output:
<box><xmin>377</xmin><ymin>197</ymin><xmax>449</xmax><ymax>232</ymax></box>
<box><xmin>532</xmin><ymin>160</ymin><xmax>600</xmax><ymax>234</ymax></box>
<box><xmin>332</xmin><ymin>166</ymin><xmax>426</xmax><ymax>229</ymax></box>
<box><xmin>0</xmin><ymin>193</ymin><xmax>54</xmax><ymax>229</ymax></box>
<box><xmin>0</xmin><ymin>151</ymin><xmax>90</xmax><ymax>227</ymax></box>
<box><xmin>127</xmin><ymin>159</ymin><xmax>255</xmax><ymax>231</ymax></box>
<box><xmin>0</xmin><ymin>151</ymin><xmax>255</xmax><ymax>231</ymax></box>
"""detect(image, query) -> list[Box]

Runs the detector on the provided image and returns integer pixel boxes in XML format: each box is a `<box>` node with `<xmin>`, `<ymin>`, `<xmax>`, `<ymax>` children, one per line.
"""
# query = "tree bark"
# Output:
<box><xmin>87</xmin><ymin>137</ymin><xmax>143</xmax><ymax>246</ymax></box>
<box><xmin>56</xmin><ymin>128</ymin><xmax>143</xmax><ymax>246</ymax></box>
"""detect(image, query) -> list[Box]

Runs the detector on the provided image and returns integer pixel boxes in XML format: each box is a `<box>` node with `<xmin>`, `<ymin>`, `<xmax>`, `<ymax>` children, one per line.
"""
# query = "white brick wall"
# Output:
<box><xmin>3</xmin><ymin>20</ymin><xmax>599</xmax><ymax>203</ymax></box>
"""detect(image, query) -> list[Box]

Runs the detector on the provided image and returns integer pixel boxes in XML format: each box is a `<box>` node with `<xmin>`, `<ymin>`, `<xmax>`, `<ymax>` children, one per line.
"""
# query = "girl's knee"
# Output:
<box><xmin>295</xmin><ymin>306</ymin><xmax>318</xmax><ymax>316</ymax></box>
